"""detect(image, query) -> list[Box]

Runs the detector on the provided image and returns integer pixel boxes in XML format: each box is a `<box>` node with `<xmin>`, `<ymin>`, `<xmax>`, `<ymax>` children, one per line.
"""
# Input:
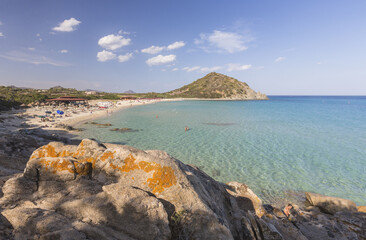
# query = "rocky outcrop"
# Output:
<box><xmin>305</xmin><ymin>192</ymin><xmax>358</xmax><ymax>214</ymax></box>
<box><xmin>0</xmin><ymin>139</ymin><xmax>365</xmax><ymax>239</ymax></box>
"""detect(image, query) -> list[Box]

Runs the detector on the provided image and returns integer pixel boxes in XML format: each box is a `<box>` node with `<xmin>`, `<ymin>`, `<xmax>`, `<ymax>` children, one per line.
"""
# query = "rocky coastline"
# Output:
<box><xmin>0</xmin><ymin>107</ymin><xmax>365</xmax><ymax>239</ymax></box>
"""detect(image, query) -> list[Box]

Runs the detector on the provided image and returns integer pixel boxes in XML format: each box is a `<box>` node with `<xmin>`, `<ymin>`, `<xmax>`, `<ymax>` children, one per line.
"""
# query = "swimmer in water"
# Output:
<box><xmin>185</xmin><ymin>126</ymin><xmax>189</xmax><ymax>132</ymax></box>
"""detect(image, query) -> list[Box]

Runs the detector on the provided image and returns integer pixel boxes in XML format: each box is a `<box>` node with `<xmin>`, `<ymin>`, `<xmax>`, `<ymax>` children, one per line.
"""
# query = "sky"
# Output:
<box><xmin>0</xmin><ymin>0</ymin><xmax>366</xmax><ymax>95</ymax></box>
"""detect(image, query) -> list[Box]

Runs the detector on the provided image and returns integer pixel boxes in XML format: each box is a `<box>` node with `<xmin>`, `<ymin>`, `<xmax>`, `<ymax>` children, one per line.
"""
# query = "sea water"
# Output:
<box><xmin>77</xmin><ymin>96</ymin><xmax>366</xmax><ymax>205</ymax></box>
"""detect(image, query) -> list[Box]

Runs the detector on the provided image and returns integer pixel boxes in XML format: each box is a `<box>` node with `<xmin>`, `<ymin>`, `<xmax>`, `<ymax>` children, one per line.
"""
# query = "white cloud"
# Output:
<box><xmin>274</xmin><ymin>57</ymin><xmax>285</xmax><ymax>63</ymax></box>
<box><xmin>200</xmin><ymin>66</ymin><xmax>223</xmax><ymax>72</ymax></box>
<box><xmin>182</xmin><ymin>66</ymin><xmax>222</xmax><ymax>72</ymax></box>
<box><xmin>28</xmin><ymin>48</ymin><xmax>35</xmax><ymax>51</ymax></box>
<box><xmin>118</xmin><ymin>30</ymin><xmax>130</xmax><ymax>35</ymax></box>
<box><xmin>97</xmin><ymin>50</ymin><xmax>116</xmax><ymax>62</ymax></box>
<box><xmin>167</xmin><ymin>41</ymin><xmax>185</xmax><ymax>50</ymax></box>
<box><xmin>35</xmin><ymin>33</ymin><xmax>42</xmax><ymax>41</ymax></box>
<box><xmin>98</xmin><ymin>34</ymin><xmax>131</xmax><ymax>50</ymax></box>
<box><xmin>181</xmin><ymin>64</ymin><xmax>251</xmax><ymax>73</ymax></box>
<box><xmin>52</xmin><ymin>18</ymin><xmax>81</xmax><ymax>32</ymax></box>
<box><xmin>141</xmin><ymin>45</ymin><xmax>164</xmax><ymax>54</ymax></box>
<box><xmin>60</xmin><ymin>50</ymin><xmax>68</xmax><ymax>53</ymax></box>
<box><xmin>141</xmin><ymin>41</ymin><xmax>185</xmax><ymax>54</ymax></box>
<box><xmin>0</xmin><ymin>32</ymin><xmax>3</xmax><ymax>37</ymax></box>
<box><xmin>0</xmin><ymin>51</ymin><xmax>69</xmax><ymax>66</ymax></box>
<box><xmin>146</xmin><ymin>54</ymin><xmax>176</xmax><ymax>66</ymax></box>
<box><xmin>172</xmin><ymin>68</ymin><xmax>179</xmax><ymax>71</ymax></box>
<box><xmin>226</xmin><ymin>64</ymin><xmax>252</xmax><ymax>71</ymax></box>
<box><xmin>195</xmin><ymin>30</ymin><xmax>251</xmax><ymax>53</ymax></box>
<box><xmin>182</xmin><ymin>66</ymin><xmax>201</xmax><ymax>72</ymax></box>
<box><xmin>118</xmin><ymin>53</ymin><xmax>133</xmax><ymax>62</ymax></box>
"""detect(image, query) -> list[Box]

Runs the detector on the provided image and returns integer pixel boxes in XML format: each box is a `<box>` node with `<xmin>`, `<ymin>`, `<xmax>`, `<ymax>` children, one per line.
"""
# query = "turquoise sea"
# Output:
<box><xmin>76</xmin><ymin>96</ymin><xmax>366</xmax><ymax>205</ymax></box>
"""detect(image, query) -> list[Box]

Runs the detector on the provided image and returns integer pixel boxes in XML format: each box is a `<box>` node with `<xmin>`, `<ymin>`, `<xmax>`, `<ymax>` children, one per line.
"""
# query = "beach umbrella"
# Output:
<box><xmin>56</xmin><ymin>110</ymin><xmax>64</xmax><ymax>115</ymax></box>
<box><xmin>45</xmin><ymin>111</ymin><xmax>52</xmax><ymax>114</ymax></box>
<box><xmin>38</xmin><ymin>115</ymin><xmax>46</xmax><ymax>118</ymax></box>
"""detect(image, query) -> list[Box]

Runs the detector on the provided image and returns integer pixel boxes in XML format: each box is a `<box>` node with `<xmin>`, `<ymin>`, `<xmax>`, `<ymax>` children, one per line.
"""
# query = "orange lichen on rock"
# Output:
<box><xmin>73</xmin><ymin>141</ymin><xmax>86</xmax><ymax>158</ymax></box>
<box><xmin>31</xmin><ymin>144</ymin><xmax>75</xmax><ymax>160</ymax></box>
<box><xmin>109</xmin><ymin>154</ymin><xmax>177</xmax><ymax>194</ymax></box>
<box><xmin>31</xmin><ymin>145</ymin><xmax>58</xmax><ymax>159</ymax></box>
<box><xmin>121</xmin><ymin>154</ymin><xmax>140</xmax><ymax>172</ymax></box>
<box><xmin>58</xmin><ymin>150</ymin><xmax>73</xmax><ymax>157</ymax></box>
<box><xmin>147</xmin><ymin>166</ymin><xmax>177</xmax><ymax>194</ymax></box>
<box><xmin>74</xmin><ymin>162</ymin><xmax>92</xmax><ymax>176</ymax></box>
<box><xmin>39</xmin><ymin>158</ymin><xmax>74</xmax><ymax>174</ymax></box>
<box><xmin>100</xmin><ymin>151</ymin><xmax>115</xmax><ymax>161</ymax></box>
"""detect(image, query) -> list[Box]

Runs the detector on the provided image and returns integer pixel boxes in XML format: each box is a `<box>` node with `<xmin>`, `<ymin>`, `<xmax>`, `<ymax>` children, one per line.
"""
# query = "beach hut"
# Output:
<box><xmin>46</xmin><ymin>96</ymin><xmax>87</xmax><ymax>105</ymax></box>
<box><xmin>120</xmin><ymin>96</ymin><xmax>137</xmax><ymax>100</ymax></box>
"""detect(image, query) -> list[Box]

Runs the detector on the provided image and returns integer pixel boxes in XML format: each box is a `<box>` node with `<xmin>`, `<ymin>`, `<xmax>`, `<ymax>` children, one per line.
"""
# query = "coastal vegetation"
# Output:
<box><xmin>0</xmin><ymin>72</ymin><xmax>267</xmax><ymax>111</ymax></box>
<box><xmin>0</xmin><ymin>85</ymin><xmax>121</xmax><ymax>110</ymax></box>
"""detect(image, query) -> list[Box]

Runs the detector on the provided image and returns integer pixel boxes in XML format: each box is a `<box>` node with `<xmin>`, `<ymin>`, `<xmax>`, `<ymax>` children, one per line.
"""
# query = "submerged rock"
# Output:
<box><xmin>55</xmin><ymin>124</ymin><xmax>84</xmax><ymax>131</ymax></box>
<box><xmin>88</xmin><ymin>122</ymin><xmax>112</xmax><ymax>127</ymax></box>
<box><xmin>110</xmin><ymin>127</ymin><xmax>138</xmax><ymax>133</ymax></box>
<box><xmin>0</xmin><ymin>139</ymin><xmax>365</xmax><ymax>239</ymax></box>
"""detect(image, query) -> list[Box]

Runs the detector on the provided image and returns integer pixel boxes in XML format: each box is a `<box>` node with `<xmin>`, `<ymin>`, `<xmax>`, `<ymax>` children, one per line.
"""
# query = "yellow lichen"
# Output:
<box><xmin>73</xmin><ymin>144</ymin><xmax>85</xmax><ymax>158</ymax></box>
<box><xmin>58</xmin><ymin>150</ymin><xmax>73</xmax><ymax>157</ymax></box>
<box><xmin>32</xmin><ymin>143</ymin><xmax>177</xmax><ymax>193</ymax></box>
<box><xmin>39</xmin><ymin>158</ymin><xmax>74</xmax><ymax>174</ymax></box>
<box><xmin>31</xmin><ymin>145</ymin><xmax>58</xmax><ymax>159</ymax></box>
<box><xmin>109</xmin><ymin>154</ymin><xmax>177</xmax><ymax>194</ymax></box>
<box><xmin>31</xmin><ymin>144</ymin><xmax>75</xmax><ymax>159</ymax></box>
<box><xmin>100</xmin><ymin>151</ymin><xmax>115</xmax><ymax>161</ymax></box>
<box><xmin>147</xmin><ymin>166</ymin><xmax>177</xmax><ymax>194</ymax></box>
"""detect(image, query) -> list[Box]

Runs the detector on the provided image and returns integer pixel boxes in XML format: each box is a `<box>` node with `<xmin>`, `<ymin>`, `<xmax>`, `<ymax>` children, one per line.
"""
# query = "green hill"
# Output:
<box><xmin>166</xmin><ymin>72</ymin><xmax>268</xmax><ymax>99</ymax></box>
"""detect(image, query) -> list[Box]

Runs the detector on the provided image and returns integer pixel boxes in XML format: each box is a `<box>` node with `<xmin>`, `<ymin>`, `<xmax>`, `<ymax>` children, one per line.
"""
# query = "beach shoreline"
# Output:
<box><xmin>20</xmin><ymin>98</ymin><xmax>179</xmax><ymax>134</ymax></box>
<box><xmin>17</xmin><ymin>97</ymin><xmax>239</xmax><ymax>135</ymax></box>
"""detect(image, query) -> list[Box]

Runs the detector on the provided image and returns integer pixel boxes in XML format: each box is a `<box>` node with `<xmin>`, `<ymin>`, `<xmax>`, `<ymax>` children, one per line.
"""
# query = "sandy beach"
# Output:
<box><xmin>18</xmin><ymin>99</ymin><xmax>174</xmax><ymax>133</ymax></box>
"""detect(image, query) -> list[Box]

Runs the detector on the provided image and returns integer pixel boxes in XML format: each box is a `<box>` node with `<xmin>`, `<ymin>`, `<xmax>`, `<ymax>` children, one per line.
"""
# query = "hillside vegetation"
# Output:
<box><xmin>0</xmin><ymin>86</ymin><xmax>121</xmax><ymax>110</ymax></box>
<box><xmin>0</xmin><ymin>72</ymin><xmax>267</xmax><ymax>110</ymax></box>
<box><xmin>166</xmin><ymin>72</ymin><xmax>268</xmax><ymax>99</ymax></box>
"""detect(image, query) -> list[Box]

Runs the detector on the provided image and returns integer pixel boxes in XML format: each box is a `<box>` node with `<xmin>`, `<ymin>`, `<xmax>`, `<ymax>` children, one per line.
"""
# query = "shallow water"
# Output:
<box><xmin>77</xmin><ymin>96</ymin><xmax>366</xmax><ymax>205</ymax></box>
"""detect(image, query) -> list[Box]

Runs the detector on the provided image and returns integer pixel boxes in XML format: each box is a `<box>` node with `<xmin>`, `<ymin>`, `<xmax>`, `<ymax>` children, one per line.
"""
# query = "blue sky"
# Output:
<box><xmin>0</xmin><ymin>0</ymin><xmax>366</xmax><ymax>94</ymax></box>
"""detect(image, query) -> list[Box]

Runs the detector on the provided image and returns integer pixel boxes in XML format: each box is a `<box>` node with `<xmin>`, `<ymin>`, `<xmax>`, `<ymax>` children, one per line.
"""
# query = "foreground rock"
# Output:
<box><xmin>0</xmin><ymin>139</ymin><xmax>365</xmax><ymax>239</ymax></box>
<box><xmin>0</xmin><ymin>128</ymin><xmax>70</xmax><ymax>179</ymax></box>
